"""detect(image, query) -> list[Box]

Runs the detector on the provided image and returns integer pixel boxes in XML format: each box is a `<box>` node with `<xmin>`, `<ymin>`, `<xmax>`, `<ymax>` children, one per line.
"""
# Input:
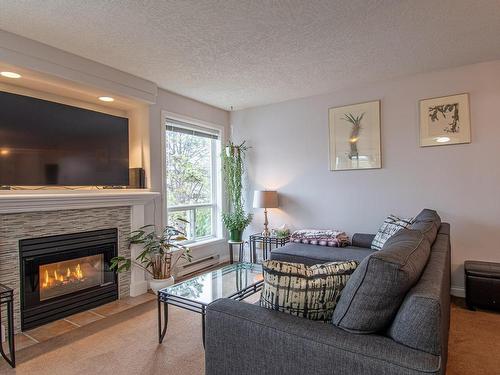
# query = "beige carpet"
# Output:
<box><xmin>447</xmin><ymin>300</ymin><xmax>500</xmax><ymax>374</ymax></box>
<box><xmin>1</xmin><ymin>299</ymin><xmax>499</xmax><ymax>374</ymax></box>
<box><xmin>0</xmin><ymin>302</ymin><xmax>205</xmax><ymax>375</ymax></box>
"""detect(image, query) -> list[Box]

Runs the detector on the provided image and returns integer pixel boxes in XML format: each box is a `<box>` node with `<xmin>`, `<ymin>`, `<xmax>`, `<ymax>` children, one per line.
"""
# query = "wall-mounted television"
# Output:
<box><xmin>0</xmin><ymin>91</ymin><xmax>129</xmax><ymax>186</ymax></box>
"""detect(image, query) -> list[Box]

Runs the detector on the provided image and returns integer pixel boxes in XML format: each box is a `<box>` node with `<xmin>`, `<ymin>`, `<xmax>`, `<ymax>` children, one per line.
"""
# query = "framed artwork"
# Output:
<box><xmin>419</xmin><ymin>93</ymin><xmax>470</xmax><ymax>147</ymax></box>
<box><xmin>328</xmin><ymin>100</ymin><xmax>381</xmax><ymax>171</ymax></box>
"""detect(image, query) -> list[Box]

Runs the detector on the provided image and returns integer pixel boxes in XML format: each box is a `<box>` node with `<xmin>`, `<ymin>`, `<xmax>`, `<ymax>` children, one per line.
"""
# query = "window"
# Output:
<box><xmin>165</xmin><ymin>118</ymin><xmax>221</xmax><ymax>243</ymax></box>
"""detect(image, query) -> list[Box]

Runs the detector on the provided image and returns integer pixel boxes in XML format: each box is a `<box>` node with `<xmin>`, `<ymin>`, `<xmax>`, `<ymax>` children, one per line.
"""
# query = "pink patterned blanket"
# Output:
<box><xmin>290</xmin><ymin>229</ymin><xmax>350</xmax><ymax>247</ymax></box>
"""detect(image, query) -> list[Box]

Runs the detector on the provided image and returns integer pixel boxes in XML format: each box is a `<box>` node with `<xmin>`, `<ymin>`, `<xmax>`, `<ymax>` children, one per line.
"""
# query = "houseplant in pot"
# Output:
<box><xmin>221</xmin><ymin>141</ymin><xmax>252</xmax><ymax>242</ymax></box>
<box><xmin>223</xmin><ymin>208</ymin><xmax>253</xmax><ymax>242</ymax></box>
<box><xmin>110</xmin><ymin>221</ymin><xmax>192</xmax><ymax>294</ymax></box>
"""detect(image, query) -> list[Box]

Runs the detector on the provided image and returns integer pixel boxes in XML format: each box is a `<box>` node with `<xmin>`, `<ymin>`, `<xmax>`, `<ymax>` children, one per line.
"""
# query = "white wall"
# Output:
<box><xmin>231</xmin><ymin>60</ymin><xmax>500</xmax><ymax>296</ymax></box>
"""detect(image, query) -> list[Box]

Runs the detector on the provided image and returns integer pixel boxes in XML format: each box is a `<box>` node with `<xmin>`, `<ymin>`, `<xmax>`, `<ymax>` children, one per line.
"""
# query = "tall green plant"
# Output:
<box><xmin>221</xmin><ymin>141</ymin><xmax>252</xmax><ymax>232</ymax></box>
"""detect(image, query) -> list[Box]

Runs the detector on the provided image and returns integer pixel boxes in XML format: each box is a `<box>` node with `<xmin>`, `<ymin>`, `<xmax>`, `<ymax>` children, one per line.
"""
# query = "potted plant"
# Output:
<box><xmin>221</xmin><ymin>141</ymin><xmax>252</xmax><ymax>242</ymax></box>
<box><xmin>110</xmin><ymin>221</ymin><xmax>192</xmax><ymax>294</ymax></box>
<box><xmin>222</xmin><ymin>208</ymin><xmax>253</xmax><ymax>242</ymax></box>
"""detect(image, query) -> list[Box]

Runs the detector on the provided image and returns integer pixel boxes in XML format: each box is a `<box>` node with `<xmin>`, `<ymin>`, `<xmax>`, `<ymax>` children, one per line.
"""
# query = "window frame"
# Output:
<box><xmin>161</xmin><ymin>111</ymin><xmax>225</xmax><ymax>245</ymax></box>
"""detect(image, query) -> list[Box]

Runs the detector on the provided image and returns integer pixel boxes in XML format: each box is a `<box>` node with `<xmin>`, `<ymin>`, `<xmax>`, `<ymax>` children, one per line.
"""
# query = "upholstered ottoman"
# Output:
<box><xmin>464</xmin><ymin>260</ymin><xmax>500</xmax><ymax>311</ymax></box>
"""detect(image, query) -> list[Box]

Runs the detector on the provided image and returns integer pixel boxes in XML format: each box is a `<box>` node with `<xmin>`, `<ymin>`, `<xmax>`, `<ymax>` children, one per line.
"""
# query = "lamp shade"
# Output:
<box><xmin>253</xmin><ymin>190</ymin><xmax>278</xmax><ymax>208</ymax></box>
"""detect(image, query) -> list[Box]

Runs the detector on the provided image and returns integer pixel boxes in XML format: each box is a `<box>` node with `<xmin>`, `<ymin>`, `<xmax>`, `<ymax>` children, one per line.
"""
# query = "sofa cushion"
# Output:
<box><xmin>270</xmin><ymin>243</ymin><xmax>374</xmax><ymax>266</ymax></box>
<box><xmin>387</xmin><ymin>232</ymin><xmax>450</xmax><ymax>355</ymax></box>
<box><xmin>332</xmin><ymin>229</ymin><xmax>431</xmax><ymax>333</ymax></box>
<box><xmin>371</xmin><ymin>214</ymin><xmax>415</xmax><ymax>250</ymax></box>
<box><xmin>351</xmin><ymin>233</ymin><xmax>376</xmax><ymax>249</ymax></box>
<box><xmin>260</xmin><ymin>260</ymin><xmax>359</xmax><ymax>321</ymax></box>
<box><xmin>409</xmin><ymin>209</ymin><xmax>442</xmax><ymax>244</ymax></box>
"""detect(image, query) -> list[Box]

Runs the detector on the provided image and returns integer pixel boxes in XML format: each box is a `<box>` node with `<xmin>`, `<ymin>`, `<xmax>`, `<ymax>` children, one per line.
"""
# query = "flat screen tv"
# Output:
<box><xmin>0</xmin><ymin>91</ymin><xmax>129</xmax><ymax>186</ymax></box>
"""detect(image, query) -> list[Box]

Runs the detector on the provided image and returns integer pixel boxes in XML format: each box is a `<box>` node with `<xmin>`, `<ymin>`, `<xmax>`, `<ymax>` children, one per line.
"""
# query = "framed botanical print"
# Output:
<box><xmin>329</xmin><ymin>100</ymin><xmax>381</xmax><ymax>171</ymax></box>
<box><xmin>419</xmin><ymin>93</ymin><xmax>471</xmax><ymax>147</ymax></box>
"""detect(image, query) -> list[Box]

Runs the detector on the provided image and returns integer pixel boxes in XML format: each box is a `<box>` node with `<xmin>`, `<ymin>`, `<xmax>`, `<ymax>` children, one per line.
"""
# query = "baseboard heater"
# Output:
<box><xmin>177</xmin><ymin>254</ymin><xmax>220</xmax><ymax>276</ymax></box>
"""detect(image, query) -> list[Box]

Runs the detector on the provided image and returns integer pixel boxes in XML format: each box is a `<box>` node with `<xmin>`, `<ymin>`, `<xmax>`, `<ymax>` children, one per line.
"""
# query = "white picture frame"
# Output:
<box><xmin>419</xmin><ymin>93</ymin><xmax>471</xmax><ymax>147</ymax></box>
<box><xmin>328</xmin><ymin>100</ymin><xmax>381</xmax><ymax>171</ymax></box>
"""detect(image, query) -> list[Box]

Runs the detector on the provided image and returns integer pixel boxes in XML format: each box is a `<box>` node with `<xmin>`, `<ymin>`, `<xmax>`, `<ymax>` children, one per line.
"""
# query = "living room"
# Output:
<box><xmin>0</xmin><ymin>1</ymin><xmax>499</xmax><ymax>374</ymax></box>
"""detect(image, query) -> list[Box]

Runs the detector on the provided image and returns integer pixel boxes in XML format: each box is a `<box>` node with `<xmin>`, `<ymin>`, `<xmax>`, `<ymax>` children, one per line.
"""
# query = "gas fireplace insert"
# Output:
<box><xmin>20</xmin><ymin>229</ymin><xmax>119</xmax><ymax>330</ymax></box>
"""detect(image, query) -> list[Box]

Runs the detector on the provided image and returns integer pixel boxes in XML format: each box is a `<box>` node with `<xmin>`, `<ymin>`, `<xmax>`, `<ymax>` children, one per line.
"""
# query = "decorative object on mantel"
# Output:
<box><xmin>329</xmin><ymin>100</ymin><xmax>381</xmax><ymax>171</ymax></box>
<box><xmin>253</xmin><ymin>190</ymin><xmax>279</xmax><ymax>236</ymax></box>
<box><xmin>221</xmin><ymin>141</ymin><xmax>253</xmax><ymax>242</ymax></box>
<box><xmin>110</xmin><ymin>221</ymin><xmax>192</xmax><ymax>294</ymax></box>
<box><xmin>419</xmin><ymin>93</ymin><xmax>471</xmax><ymax>147</ymax></box>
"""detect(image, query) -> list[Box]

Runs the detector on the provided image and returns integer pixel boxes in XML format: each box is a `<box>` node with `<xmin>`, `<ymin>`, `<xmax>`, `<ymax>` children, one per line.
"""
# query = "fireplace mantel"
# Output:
<box><xmin>0</xmin><ymin>190</ymin><xmax>160</xmax><ymax>214</ymax></box>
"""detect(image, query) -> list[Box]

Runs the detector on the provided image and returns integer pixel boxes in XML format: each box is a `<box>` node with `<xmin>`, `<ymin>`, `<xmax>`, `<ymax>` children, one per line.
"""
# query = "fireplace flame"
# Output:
<box><xmin>40</xmin><ymin>262</ymin><xmax>86</xmax><ymax>290</ymax></box>
<box><xmin>75</xmin><ymin>264</ymin><xmax>83</xmax><ymax>280</ymax></box>
<box><xmin>42</xmin><ymin>269</ymin><xmax>50</xmax><ymax>288</ymax></box>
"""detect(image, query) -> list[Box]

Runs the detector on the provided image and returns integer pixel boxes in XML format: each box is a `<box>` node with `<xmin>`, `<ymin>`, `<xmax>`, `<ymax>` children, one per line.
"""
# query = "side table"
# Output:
<box><xmin>249</xmin><ymin>234</ymin><xmax>290</xmax><ymax>263</ymax></box>
<box><xmin>228</xmin><ymin>241</ymin><xmax>244</xmax><ymax>264</ymax></box>
<box><xmin>0</xmin><ymin>283</ymin><xmax>15</xmax><ymax>368</ymax></box>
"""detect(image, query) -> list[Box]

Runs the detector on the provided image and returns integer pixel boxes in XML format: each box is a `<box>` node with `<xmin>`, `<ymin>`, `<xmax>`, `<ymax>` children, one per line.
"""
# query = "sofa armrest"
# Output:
<box><xmin>351</xmin><ymin>233</ymin><xmax>376</xmax><ymax>248</ymax></box>
<box><xmin>205</xmin><ymin>299</ymin><xmax>441</xmax><ymax>375</ymax></box>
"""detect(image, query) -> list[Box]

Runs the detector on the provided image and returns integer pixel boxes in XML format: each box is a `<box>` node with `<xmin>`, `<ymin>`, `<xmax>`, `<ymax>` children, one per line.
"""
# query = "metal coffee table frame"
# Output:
<box><xmin>0</xmin><ymin>284</ymin><xmax>15</xmax><ymax>368</ymax></box>
<box><xmin>158</xmin><ymin>274</ymin><xmax>263</xmax><ymax>346</ymax></box>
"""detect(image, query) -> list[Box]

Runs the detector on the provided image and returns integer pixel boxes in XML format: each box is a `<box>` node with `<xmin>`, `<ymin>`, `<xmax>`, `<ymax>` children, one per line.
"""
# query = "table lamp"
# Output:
<box><xmin>253</xmin><ymin>190</ymin><xmax>278</xmax><ymax>236</ymax></box>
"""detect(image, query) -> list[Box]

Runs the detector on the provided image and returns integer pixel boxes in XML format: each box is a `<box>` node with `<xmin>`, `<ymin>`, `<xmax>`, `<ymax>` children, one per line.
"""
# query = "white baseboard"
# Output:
<box><xmin>450</xmin><ymin>286</ymin><xmax>465</xmax><ymax>298</ymax></box>
<box><xmin>129</xmin><ymin>280</ymin><xmax>148</xmax><ymax>297</ymax></box>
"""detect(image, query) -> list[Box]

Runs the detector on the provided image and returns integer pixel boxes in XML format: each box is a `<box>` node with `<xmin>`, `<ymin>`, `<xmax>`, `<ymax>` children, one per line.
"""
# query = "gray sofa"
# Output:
<box><xmin>206</xmin><ymin>209</ymin><xmax>451</xmax><ymax>375</ymax></box>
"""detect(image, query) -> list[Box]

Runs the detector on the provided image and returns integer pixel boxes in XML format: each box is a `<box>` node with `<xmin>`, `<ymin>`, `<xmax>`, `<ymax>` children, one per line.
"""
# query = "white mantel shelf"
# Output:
<box><xmin>0</xmin><ymin>190</ymin><xmax>160</xmax><ymax>214</ymax></box>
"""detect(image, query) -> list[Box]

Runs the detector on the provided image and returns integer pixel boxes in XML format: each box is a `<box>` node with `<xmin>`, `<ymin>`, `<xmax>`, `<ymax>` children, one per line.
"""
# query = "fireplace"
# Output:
<box><xmin>20</xmin><ymin>229</ymin><xmax>118</xmax><ymax>330</ymax></box>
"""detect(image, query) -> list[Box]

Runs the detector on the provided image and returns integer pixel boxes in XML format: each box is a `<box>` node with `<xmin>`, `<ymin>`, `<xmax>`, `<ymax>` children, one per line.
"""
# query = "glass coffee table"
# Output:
<box><xmin>157</xmin><ymin>262</ymin><xmax>263</xmax><ymax>346</ymax></box>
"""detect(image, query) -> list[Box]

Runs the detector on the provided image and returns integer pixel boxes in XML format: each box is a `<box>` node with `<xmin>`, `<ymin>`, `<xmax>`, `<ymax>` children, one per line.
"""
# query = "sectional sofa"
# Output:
<box><xmin>205</xmin><ymin>209</ymin><xmax>451</xmax><ymax>375</ymax></box>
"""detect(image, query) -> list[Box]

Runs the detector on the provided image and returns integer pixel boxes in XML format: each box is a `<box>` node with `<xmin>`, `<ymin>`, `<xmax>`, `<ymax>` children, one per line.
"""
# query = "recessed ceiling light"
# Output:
<box><xmin>0</xmin><ymin>71</ymin><xmax>22</xmax><ymax>79</ymax></box>
<box><xmin>0</xmin><ymin>149</ymin><xmax>11</xmax><ymax>156</ymax></box>
<box><xmin>435</xmin><ymin>137</ymin><xmax>450</xmax><ymax>143</ymax></box>
<box><xmin>98</xmin><ymin>96</ymin><xmax>115</xmax><ymax>102</ymax></box>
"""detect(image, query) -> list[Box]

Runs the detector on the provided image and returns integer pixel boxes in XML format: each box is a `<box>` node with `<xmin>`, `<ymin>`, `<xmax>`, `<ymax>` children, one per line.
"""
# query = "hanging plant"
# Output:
<box><xmin>221</xmin><ymin>141</ymin><xmax>252</xmax><ymax>241</ymax></box>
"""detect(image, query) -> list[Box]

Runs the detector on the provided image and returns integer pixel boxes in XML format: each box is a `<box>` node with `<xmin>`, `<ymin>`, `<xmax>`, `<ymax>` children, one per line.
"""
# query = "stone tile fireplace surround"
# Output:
<box><xmin>0</xmin><ymin>191</ymin><xmax>159</xmax><ymax>332</ymax></box>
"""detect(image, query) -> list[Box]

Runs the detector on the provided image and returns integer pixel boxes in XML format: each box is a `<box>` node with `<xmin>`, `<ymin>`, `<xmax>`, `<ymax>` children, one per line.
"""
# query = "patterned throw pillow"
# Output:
<box><xmin>290</xmin><ymin>229</ymin><xmax>350</xmax><ymax>247</ymax></box>
<box><xmin>371</xmin><ymin>214</ymin><xmax>415</xmax><ymax>251</ymax></box>
<box><xmin>260</xmin><ymin>260</ymin><xmax>359</xmax><ymax>322</ymax></box>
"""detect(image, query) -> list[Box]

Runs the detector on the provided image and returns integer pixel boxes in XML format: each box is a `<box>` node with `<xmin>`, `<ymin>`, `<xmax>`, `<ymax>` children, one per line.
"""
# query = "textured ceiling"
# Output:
<box><xmin>1</xmin><ymin>0</ymin><xmax>500</xmax><ymax>110</ymax></box>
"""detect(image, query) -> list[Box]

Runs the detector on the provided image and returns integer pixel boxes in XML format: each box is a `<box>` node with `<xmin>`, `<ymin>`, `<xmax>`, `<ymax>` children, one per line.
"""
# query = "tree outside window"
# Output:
<box><xmin>166</xmin><ymin>121</ymin><xmax>219</xmax><ymax>242</ymax></box>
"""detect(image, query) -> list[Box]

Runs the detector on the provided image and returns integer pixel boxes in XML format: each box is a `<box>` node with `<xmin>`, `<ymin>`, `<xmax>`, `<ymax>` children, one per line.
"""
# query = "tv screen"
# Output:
<box><xmin>0</xmin><ymin>91</ymin><xmax>129</xmax><ymax>186</ymax></box>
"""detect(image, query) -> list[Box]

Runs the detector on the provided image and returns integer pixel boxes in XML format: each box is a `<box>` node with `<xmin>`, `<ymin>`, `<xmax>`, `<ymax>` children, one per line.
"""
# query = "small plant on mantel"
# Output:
<box><xmin>110</xmin><ymin>220</ymin><xmax>192</xmax><ymax>293</ymax></box>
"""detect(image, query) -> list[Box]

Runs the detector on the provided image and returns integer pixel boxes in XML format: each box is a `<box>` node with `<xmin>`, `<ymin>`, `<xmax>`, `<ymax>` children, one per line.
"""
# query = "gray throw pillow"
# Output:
<box><xmin>332</xmin><ymin>229</ymin><xmax>430</xmax><ymax>333</ymax></box>
<box><xmin>260</xmin><ymin>260</ymin><xmax>358</xmax><ymax>322</ymax></box>
<box><xmin>409</xmin><ymin>209</ymin><xmax>441</xmax><ymax>244</ymax></box>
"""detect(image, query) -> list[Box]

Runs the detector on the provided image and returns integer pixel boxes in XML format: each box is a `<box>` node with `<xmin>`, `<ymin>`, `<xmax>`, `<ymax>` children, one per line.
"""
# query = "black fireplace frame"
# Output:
<box><xmin>20</xmin><ymin>229</ymin><xmax>119</xmax><ymax>330</ymax></box>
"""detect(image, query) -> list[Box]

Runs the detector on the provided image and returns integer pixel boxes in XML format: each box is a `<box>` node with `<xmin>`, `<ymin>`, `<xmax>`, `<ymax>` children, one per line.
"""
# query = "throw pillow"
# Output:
<box><xmin>371</xmin><ymin>214</ymin><xmax>414</xmax><ymax>250</ymax></box>
<box><xmin>260</xmin><ymin>260</ymin><xmax>359</xmax><ymax>322</ymax></box>
<box><xmin>332</xmin><ymin>229</ymin><xmax>430</xmax><ymax>333</ymax></box>
<box><xmin>409</xmin><ymin>209</ymin><xmax>442</xmax><ymax>244</ymax></box>
<box><xmin>290</xmin><ymin>229</ymin><xmax>350</xmax><ymax>247</ymax></box>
